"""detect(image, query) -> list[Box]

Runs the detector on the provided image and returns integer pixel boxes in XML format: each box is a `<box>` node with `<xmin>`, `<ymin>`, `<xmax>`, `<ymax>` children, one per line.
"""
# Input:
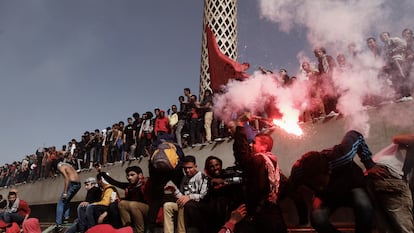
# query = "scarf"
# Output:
<box><xmin>6</xmin><ymin>198</ymin><xmax>19</xmax><ymax>213</ymax></box>
<box><xmin>259</xmin><ymin>152</ymin><xmax>281</xmax><ymax>204</ymax></box>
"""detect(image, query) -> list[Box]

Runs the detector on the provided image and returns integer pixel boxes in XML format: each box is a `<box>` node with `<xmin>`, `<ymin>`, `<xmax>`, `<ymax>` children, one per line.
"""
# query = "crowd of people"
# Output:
<box><xmin>0</xmin><ymin>114</ymin><xmax>412</xmax><ymax>233</ymax></box>
<box><xmin>0</xmin><ymin>86</ymin><xmax>234</xmax><ymax>189</ymax></box>
<box><xmin>258</xmin><ymin>28</ymin><xmax>414</xmax><ymax>121</ymax></box>
<box><xmin>0</xmin><ymin>189</ymin><xmax>42</xmax><ymax>233</ymax></box>
<box><xmin>2</xmin><ymin>27</ymin><xmax>414</xmax><ymax>188</ymax></box>
<box><xmin>0</xmin><ymin>27</ymin><xmax>413</xmax><ymax>233</ymax></box>
<box><xmin>47</xmin><ymin>115</ymin><xmax>414</xmax><ymax>233</ymax></box>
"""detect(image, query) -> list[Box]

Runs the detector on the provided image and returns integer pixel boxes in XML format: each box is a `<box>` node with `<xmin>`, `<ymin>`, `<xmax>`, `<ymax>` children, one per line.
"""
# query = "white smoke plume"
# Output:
<box><xmin>258</xmin><ymin>0</ymin><xmax>395</xmax><ymax>46</ymax></box>
<box><xmin>213</xmin><ymin>71</ymin><xmax>309</xmax><ymax>127</ymax></box>
<box><xmin>213</xmin><ymin>0</ymin><xmax>414</xmax><ymax>136</ymax></box>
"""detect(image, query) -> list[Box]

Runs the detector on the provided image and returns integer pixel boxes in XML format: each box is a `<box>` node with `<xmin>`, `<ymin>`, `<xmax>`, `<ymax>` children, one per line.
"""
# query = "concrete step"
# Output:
<box><xmin>287</xmin><ymin>226</ymin><xmax>355</xmax><ymax>232</ymax></box>
<box><xmin>40</xmin><ymin>223</ymin><xmax>71</xmax><ymax>233</ymax></box>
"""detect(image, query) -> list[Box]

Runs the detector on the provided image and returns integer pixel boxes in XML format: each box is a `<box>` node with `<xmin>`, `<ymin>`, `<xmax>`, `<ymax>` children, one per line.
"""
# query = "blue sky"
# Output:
<box><xmin>0</xmin><ymin>0</ymin><xmax>412</xmax><ymax>164</ymax></box>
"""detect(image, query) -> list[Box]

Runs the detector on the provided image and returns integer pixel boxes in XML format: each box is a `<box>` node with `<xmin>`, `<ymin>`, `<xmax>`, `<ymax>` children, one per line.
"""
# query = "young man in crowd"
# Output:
<box><xmin>290</xmin><ymin>130</ymin><xmax>376</xmax><ymax>233</ymax></box>
<box><xmin>66</xmin><ymin>177</ymin><xmax>102</xmax><ymax>233</ymax></box>
<box><xmin>0</xmin><ymin>191</ymin><xmax>30</xmax><ymax>225</ymax></box>
<box><xmin>202</xmin><ymin>155</ymin><xmax>244</xmax><ymax>233</ymax></box>
<box><xmin>54</xmin><ymin>159</ymin><xmax>81</xmax><ymax>232</ymax></box>
<box><xmin>162</xmin><ymin>155</ymin><xmax>208</xmax><ymax>233</ymax></box>
<box><xmin>366</xmin><ymin>133</ymin><xmax>414</xmax><ymax>232</ymax></box>
<box><xmin>100</xmin><ymin>166</ymin><xmax>149</xmax><ymax>233</ymax></box>
<box><xmin>86</xmin><ymin>173</ymin><xmax>121</xmax><ymax>230</ymax></box>
<box><xmin>231</xmin><ymin>115</ymin><xmax>287</xmax><ymax>233</ymax></box>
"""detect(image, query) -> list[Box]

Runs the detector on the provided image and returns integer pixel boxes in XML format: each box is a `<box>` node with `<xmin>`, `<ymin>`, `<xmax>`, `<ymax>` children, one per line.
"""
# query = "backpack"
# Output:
<box><xmin>150</xmin><ymin>142</ymin><xmax>180</xmax><ymax>171</ymax></box>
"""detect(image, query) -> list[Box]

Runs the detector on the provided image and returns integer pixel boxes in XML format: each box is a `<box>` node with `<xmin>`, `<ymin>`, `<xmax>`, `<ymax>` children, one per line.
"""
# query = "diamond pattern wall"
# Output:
<box><xmin>199</xmin><ymin>0</ymin><xmax>238</xmax><ymax>98</ymax></box>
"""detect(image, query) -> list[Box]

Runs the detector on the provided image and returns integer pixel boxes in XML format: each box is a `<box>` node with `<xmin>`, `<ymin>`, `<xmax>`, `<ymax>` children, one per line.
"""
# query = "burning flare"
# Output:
<box><xmin>272</xmin><ymin>118</ymin><xmax>303</xmax><ymax>136</ymax></box>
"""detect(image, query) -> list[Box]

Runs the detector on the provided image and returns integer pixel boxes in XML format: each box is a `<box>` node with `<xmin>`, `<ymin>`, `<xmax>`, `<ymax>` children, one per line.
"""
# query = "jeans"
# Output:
<box><xmin>0</xmin><ymin>211</ymin><xmax>24</xmax><ymax>224</ymax></box>
<box><xmin>76</xmin><ymin>204</ymin><xmax>89</xmax><ymax>233</ymax></box>
<box><xmin>311</xmin><ymin>187</ymin><xmax>373</xmax><ymax>233</ymax></box>
<box><xmin>56</xmin><ymin>181</ymin><xmax>81</xmax><ymax>225</ymax></box>
<box><xmin>65</xmin><ymin>219</ymin><xmax>78</xmax><ymax>233</ymax></box>
<box><xmin>175</xmin><ymin>120</ymin><xmax>185</xmax><ymax>148</ymax></box>
<box><xmin>90</xmin><ymin>147</ymin><xmax>97</xmax><ymax>163</ymax></box>
<box><xmin>86</xmin><ymin>204</ymin><xmax>97</xmax><ymax>229</ymax></box>
<box><xmin>86</xmin><ymin>204</ymin><xmax>109</xmax><ymax>229</ymax></box>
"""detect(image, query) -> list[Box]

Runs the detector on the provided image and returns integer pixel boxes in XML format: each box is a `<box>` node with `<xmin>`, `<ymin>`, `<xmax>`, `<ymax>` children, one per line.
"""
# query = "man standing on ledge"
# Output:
<box><xmin>54</xmin><ymin>159</ymin><xmax>81</xmax><ymax>232</ymax></box>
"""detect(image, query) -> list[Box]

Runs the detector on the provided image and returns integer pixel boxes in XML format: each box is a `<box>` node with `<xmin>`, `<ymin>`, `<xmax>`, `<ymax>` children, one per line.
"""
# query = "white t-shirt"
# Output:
<box><xmin>373</xmin><ymin>143</ymin><xmax>406</xmax><ymax>178</ymax></box>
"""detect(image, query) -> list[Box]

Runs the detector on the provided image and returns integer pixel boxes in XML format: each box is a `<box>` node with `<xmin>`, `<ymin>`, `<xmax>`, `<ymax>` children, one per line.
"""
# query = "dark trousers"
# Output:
<box><xmin>235</xmin><ymin>203</ymin><xmax>287</xmax><ymax>233</ymax></box>
<box><xmin>184</xmin><ymin>200</ymin><xmax>208</xmax><ymax>233</ymax></box>
<box><xmin>254</xmin><ymin>203</ymin><xmax>287</xmax><ymax>233</ymax></box>
<box><xmin>190</xmin><ymin>118</ymin><xmax>201</xmax><ymax>145</ymax></box>
<box><xmin>0</xmin><ymin>212</ymin><xmax>24</xmax><ymax>225</ymax></box>
<box><xmin>311</xmin><ymin>188</ymin><xmax>373</xmax><ymax>233</ymax></box>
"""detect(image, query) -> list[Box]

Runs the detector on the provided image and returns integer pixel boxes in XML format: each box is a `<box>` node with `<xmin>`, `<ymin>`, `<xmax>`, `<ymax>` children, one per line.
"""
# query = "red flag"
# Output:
<box><xmin>205</xmin><ymin>26</ymin><xmax>249</xmax><ymax>92</ymax></box>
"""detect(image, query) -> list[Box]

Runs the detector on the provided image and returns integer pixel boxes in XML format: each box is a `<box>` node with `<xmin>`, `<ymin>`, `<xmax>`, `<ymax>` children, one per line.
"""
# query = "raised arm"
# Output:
<box><xmin>232</xmin><ymin>126</ymin><xmax>250</xmax><ymax>168</ymax></box>
<box><xmin>393</xmin><ymin>134</ymin><xmax>414</xmax><ymax>146</ymax></box>
<box><xmin>100</xmin><ymin>172</ymin><xmax>129</xmax><ymax>189</ymax></box>
<box><xmin>330</xmin><ymin>130</ymin><xmax>375</xmax><ymax>170</ymax></box>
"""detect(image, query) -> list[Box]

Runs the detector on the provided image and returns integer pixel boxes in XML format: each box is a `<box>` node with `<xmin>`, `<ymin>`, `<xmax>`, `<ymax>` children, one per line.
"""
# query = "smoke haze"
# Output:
<box><xmin>213</xmin><ymin>0</ymin><xmax>414</xmax><ymax>136</ymax></box>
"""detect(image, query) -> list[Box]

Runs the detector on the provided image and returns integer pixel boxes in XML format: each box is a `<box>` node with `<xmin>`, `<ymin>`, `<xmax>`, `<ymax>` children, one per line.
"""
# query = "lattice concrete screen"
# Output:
<box><xmin>199</xmin><ymin>0</ymin><xmax>238</xmax><ymax>98</ymax></box>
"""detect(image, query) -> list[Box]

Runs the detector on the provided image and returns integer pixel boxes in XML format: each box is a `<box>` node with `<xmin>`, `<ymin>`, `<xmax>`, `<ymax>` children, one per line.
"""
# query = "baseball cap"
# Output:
<box><xmin>84</xmin><ymin>177</ymin><xmax>96</xmax><ymax>184</ymax></box>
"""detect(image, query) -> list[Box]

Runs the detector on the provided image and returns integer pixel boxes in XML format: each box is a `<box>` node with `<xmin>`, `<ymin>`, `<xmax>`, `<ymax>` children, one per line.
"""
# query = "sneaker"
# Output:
<box><xmin>315</xmin><ymin>113</ymin><xmax>326</xmax><ymax>120</ymax></box>
<box><xmin>326</xmin><ymin>111</ymin><xmax>339</xmax><ymax>118</ymax></box>
<box><xmin>193</xmin><ymin>143</ymin><xmax>202</xmax><ymax>147</ymax></box>
<box><xmin>54</xmin><ymin>225</ymin><xmax>63</xmax><ymax>233</ymax></box>
<box><xmin>395</xmin><ymin>96</ymin><xmax>413</xmax><ymax>102</ymax></box>
<box><xmin>63</xmin><ymin>217</ymin><xmax>70</xmax><ymax>224</ymax></box>
<box><xmin>208</xmin><ymin>140</ymin><xmax>214</xmax><ymax>144</ymax></box>
<box><xmin>138</xmin><ymin>156</ymin><xmax>144</xmax><ymax>162</ymax></box>
<box><xmin>214</xmin><ymin>138</ymin><xmax>225</xmax><ymax>142</ymax></box>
